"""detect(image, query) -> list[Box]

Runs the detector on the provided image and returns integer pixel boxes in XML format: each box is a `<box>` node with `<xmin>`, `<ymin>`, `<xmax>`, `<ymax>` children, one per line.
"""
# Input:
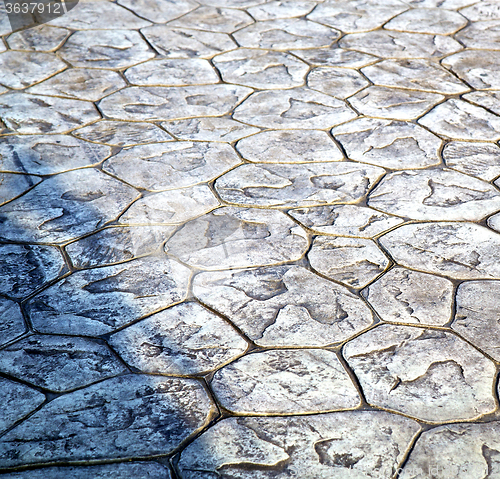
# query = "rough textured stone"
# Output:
<box><xmin>248</xmin><ymin>1</ymin><xmax>316</xmax><ymax>20</ymax></box>
<box><xmin>404</xmin><ymin>0</ymin><xmax>474</xmax><ymax>7</ymax></box>
<box><xmin>307</xmin><ymin>67</ymin><xmax>369</xmax><ymax>99</ymax></box>
<box><xmin>193</xmin><ymin>265</ymin><xmax>374</xmax><ymax>346</ymax></box>
<box><xmin>0</xmin><ymin>298</ymin><xmax>26</xmax><ymax>347</ymax></box>
<box><xmin>0</xmin><ymin>173</ymin><xmax>41</xmax><ymax>206</ymax></box>
<box><xmin>117</xmin><ymin>0</ymin><xmax>196</xmax><ymax>23</ymax></box>
<box><xmin>212</xmin><ymin>349</ymin><xmax>360</xmax><ymax>414</ymax></box>
<box><xmin>456</xmin><ymin>20</ymin><xmax>500</xmax><ymax>50</ymax></box>
<box><xmin>489</xmin><ymin>213</ymin><xmax>500</xmax><ymax>233</ymax></box>
<box><xmin>385</xmin><ymin>8</ymin><xmax>467</xmax><ymax>34</ymax></box>
<box><xmin>344</xmin><ymin>325</ymin><xmax>496</xmax><ymax>422</ymax></box>
<box><xmin>169</xmin><ymin>6</ymin><xmax>253</xmax><ymax>33</ymax></box>
<box><xmin>291</xmin><ymin>46</ymin><xmax>378</xmax><ymax>68</ymax></box>
<box><xmin>460</xmin><ymin>1</ymin><xmax>500</xmax><ymax>21</ymax></box>
<box><xmin>464</xmin><ymin>90</ymin><xmax>500</xmax><ymax>116</ymax></box>
<box><xmin>6</xmin><ymin>25</ymin><xmax>69</xmax><ymax>52</ymax></box>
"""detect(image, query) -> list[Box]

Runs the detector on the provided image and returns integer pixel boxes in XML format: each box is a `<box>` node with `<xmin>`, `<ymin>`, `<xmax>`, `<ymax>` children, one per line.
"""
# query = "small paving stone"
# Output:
<box><xmin>291</xmin><ymin>46</ymin><xmax>378</xmax><ymax>68</ymax></box>
<box><xmin>0</xmin><ymin>375</ymin><xmax>213</xmax><ymax>467</ymax></box>
<box><xmin>27</xmin><ymin>69</ymin><xmax>126</xmax><ymax>102</ymax></box>
<box><xmin>117</xmin><ymin>0</ymin><xmax>196</xmax><ymax>23</ymax></box>
<box><xmin>344</xmin><ymin>325</ymin><xmax>497</xmax><ymax>422</ymax></box>
<box><xmin>212</xmin><ymin>349</ymin><xmax>360</xmax><ymax>414</ymax></box>
<box><xmin>103</xmin><ymin>142</ymin><xmax>241</xmax><ymax>191</ymax></box>
<box><xmin>124</xmin><ymin>59</ymin><xmax>218</xmax><ymax>86</ymax></box>
<box><xmin>290</xmin><ymin>205</ymin><xmax>404</xmax><ymax>237</ymax></box>
<box><xmin>331</xmin><ymin>118</ymin><xmax>441</xmax><ymax>169</ymax></box>
<box><xmin>456</xmin><ymin>20</ymin><xmax>500</xmax><ymax>50</ymax></box>
<box><xmin>0</xmin><ymin>168</ymin><xmax>139</xmax><ymax>243</ymax></box>
<box><xmin>489</xmin><ymin>212</ymin><xmax>500</xmax><ymax>233</ymax></box>
<box><xmin>215</xmin><ymin>162</ymin><xmax>385</xmax><ymax>208</ymax></box>
<box><xmin>248</xmin><ymin>0</ymin><xmax>316</xmax><ymax>20</ymax></box>
<box><xmin>110</xmin><ymin>302</ymin><xmax>247</xmax><ymax>375</ymax></box>
<box><xmin>349</xmin><ymin>86</ymin><xmax>444</xmax><ymax>120</ymax></box>
<box><xmin>460</xmin><ymin>1</ymin><xmax>500</xmax><ymax>21</ymax></box>
<box><xmin>233</xmin><ymin>18</ymin><xmax>340</xmax><ymax>50</ymax></box>
<box><xmin>418</xmin><ymin>99</ymin><xmax>500</xmax><ymax>141</ymax></box>
<box><xmin>380</xmin><ymin>222</ymin><xmax>500</xmax><ymax>279</ymax></box>
<box><xmin>213</xmin><ymin>49</ymin><xmax>309</xmax><ymax>89</ymax></box>
<box><xmin>26</xmin><ymin>256</ymin><xmax>190</xmax><ymax>336</ymax></box>
<box><xmin>464</xmin><ymin>90</ymin><xmax>500</xmax><ymax>116</ymax></box>
<box><xmin>233</xmin><ymin>87</ymin><xmax>357</xmax><ymax>129</ymax></box>
<box><xmin>164</xmin><ymin>207</ymin><xmax>308</xmax><ymax>270</ymax></box>
<box><xmin>178</xmin><ymin>412</ymin><xmax>420</xmax><ymax>479</ymax></box>
<box><xmin>6</xmin><ymin>25</ymin><xmax>69</xmax><ymax>52</ymax></box>
<box><xmin>385</xmin><ymin>8</ymin><xmax>467</xmax><ymax>34</ymax></box>
<box><xmin>0</xmin><ymin>335</ymin><xmax>127</xmax><ymax>392</ymax></box>
<box><xmin>0</xmin><ymin>298</ymin><xmax>26</xmax><ymax>347</ymax></box>
<box><xmin>0</xmin><ymin>173</ymin><xmax>41</xmax><ymax>206</ymax></box>
<box><xmin>59</xmin><ymin>30</ymin><xmax>155</xmax><ymax>69</ymax></box>
<box><xmin>307</xmin><ymin>67</ymin><xmax>369</xmax><ymax>99</ymax></box>
<box><xmin>363</xmin><ymin>267</ymin><xmax>454</xmax><ymax>325</ymax></box>
<box><xmin>169</xmin><ymin>6</ymin><xmax>253</xmax><ymax>33</ymax></box>
<box><xmin>99</xmin><ymin>85</ymin><xmax>252</xmax><ymax>121</ymax></box>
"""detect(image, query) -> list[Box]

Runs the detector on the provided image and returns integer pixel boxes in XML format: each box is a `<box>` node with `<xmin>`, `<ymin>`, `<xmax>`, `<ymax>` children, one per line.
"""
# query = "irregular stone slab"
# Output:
<box><xmin>464</xmin><ymin>90</ymin><xmax>500</xmax><ymax>116</ymax></box>
<box><xmin>309</xmin><ymin>236</ymin><xmax>389</xmax><ymax>288</ymax></box>
<box><xmin>361</xmin><ymin>59</ymin><xmax>469</xmax><ymax>94</ymax></box>
<box><xmin>169</xmin><ymin>6</ymin><xmax>253</xmax><ymax>33</ymax></box>
<box><xmin>165</xmin><ymin>207</ymin><xmax>308</xmax><ymax>270</ymax></box>
<box><xmin>118</xmin><ymin>185</ymin><xmax>219</xmax><ymax>225</ymax></box>
<box><xmin>162</xmin><ymin>117</ymin><xmax>260</xmax><ymax>142</ymax></box>
<box><xmin>99</xmin><ymin>85</ymin><xmax>252</xmax><ymax>121</ymax></box>
<box><xmin>400</xmin><ymin>422</ymin><xmax>500</xmax><ymax>479</ymax></box>
<box><xmin>0</xmin><ymin>169</ymin><xmax>138</xmax><ymax>243</ymax></box>
<box><xmin>0</xmin><ymin>298</ymin><xmax>25</xmax><ymax>347</ymax></box>
<box><xmin>142</xmin><ymin>25</ymin><xmax>236</xmax><ymax>59</ymax></box>
<box><xmin>0</xmin><ymin>93</ymin><xmax>100</xmax><ymax>134</ymax></box>
<box><xmin>103</xmin><ymin>142</ymin><xmax>241</xmax><ymax>191</ymax></box>
<box><xmin>27</xmin><ymin>257</ymin><xmax>190</xmax><ymax>336</ymax></box>
<box><xmin>340</xmin><ymin>31</ymin><xmax>462</xmax><ymax>59</ymax></box>
<box><xmin>308</xmin><ymin>67</ymin><xmax>369</xmax><ymax>99</ymax></box>
<box><xmin>110</xmin><ymin>302</ymin><xmax>247</xmax><ymax>375</ymax></box>
<box><xmin>460</xmin><ymin>1</ymin><xmax>500</xmax><ymax>21</ymax></box>
<box><xmin>0</xmin><ymin>244</ymin><xmax>64</xmax><ymax>300</ymax></box>
<box><xmin>233</xmin><ymin>88</ymin><xmax>357</xmax><ymax>129</ymax></box>
<box><xmin>117</xmin><ymin>0</ymin><xmax>196</xmax><ymax>23</ymax></box>
<box><xmin>65</xmin><ymin>225</ymin><xmax>177</xmax><ymax>268</ymax></box>
<box><xmin>213</xmin><ymin>49</ymin><xmax>308</xmax><ymax>89</ymax></box>
<box><xmin>489</xmin><ymin>212</ymin><xmax>500</xmax><ymax>233</ymax></box>
<box><xmin>0</xmin><ymin>135</ymin><xmax>110</xmax><ymax>175</ymax></box>
<box><xmin>331</xmin><ymin>118</ymin><xmax>441</xmax><ymax>169</ymax></box>
<box><xmin>233</xmin><ymin>18</ymin><xmax>340</xmax><ymax>50</ymax></box>
<box><xmin>419</xmin><ymin>99</ymin><xmax>500</xmax><ymax>141</ymax></box>
<box><xmin>198</xmin><ymin>0</ymin><xmax>264</xmax><ymax>6</ymax></box>
<box><xmin>385</xmin><ymin>8</ymin><xmax>467</xmax><ymax>34</ymax></box>
<box><xmin>442</xmin><ymin>141</ymin><xmax>500</xmax><ymax>181</ymax></box>
<box><xmin>212</xmin><ymin>349</ymin><xmax>360</xmax><ymax>414</ymax></box>
<box><xmin>0</xmin><ymin>173</ymin><xmax>41</xmax><ymax>206</ymax></box>
<box><xmin>344</xmin><ymin>325</ymin><xmax>496</xmax><ymax>422</ymax></box>
<box><xmin>215</xmin><ymin>162</ymin><xmax>385</xmax><ymax>208</ymax></box>
<box><xmin>193</xmin><ymin>265</ymin><xmax>374</xmax><ymax>347</ymax></box>
<box><xmin>237</xmin><ymin>129</ymin><xmax>343</xmax><ymax>163</ymax></box>
<box><xmin>179</xmin><ymin>412</ymin><xmax>420</xmax><ymax>479</ymax></box>
<box><xmin>404</xmin><ymin>0</ymin><xmax>474</xmax><ymax>7</ymax></box>
<box><xmin>290</xmin><ymin>205</ymin><xmax>403</xmax><ymax>237</ymax></box>
<box><xmin>349</xmin><ymin>86</ymin><xmax>444</xmax><ymax>120</ymax></box>
<box><xmin>380</xmin><ymin>222</ymin><xmax>500</xmax><ymax>280</ymax></box>
<box><xmin>59</xmin><ymin>30</ymin><xmax>155</xmax><ymax>69</ymax></box>
<box><xmin>368</xmin><ymin>169</ymin><xmax>500</xmax><ymax>221</ymax></box>
<box><xmin>0</xmin><ymin>51</ymin><xmax>66</xmax><ymax>90</ymax></box>
<box><xmin>6</xmin><ymin>25</ymin><xmax>69</xmax><ymax>51</ymax></box>
<box><xmin>248</xmin><ymin>0</ymin><xmax>316</xmax><ymax>20</ymax></box>
<box><xmin>456</xmin><ymin>20</ymin><xmax>500</xmax><ymax>50</ymax></box>
<box><xmin>0</xmin><ymin>375</ymin><xmax>213</xmax><ymax>467</ymax></box>
<box><xmin>125</xmin><ymin>59</ymin><xmax>218</xmax><ymax>86</ymax></box>
<box><xmin>73</xmin><ymin>121</ymin><xmax>173</xmax><ymax>147</ymax></box>
<box><xmin>291</xmin><ymin>46</ymin><xmax>378</xmax><ymax>68</ymax></box>
<box><xmin>0</xmin><ymin>335</ymin><xmax>127</xmax><ymax>392</ymax></box>
<box><xmin>363</xmin><ymin>267</ymin><xmax>453</xmax><ymax>325</ymax></box>
<box><xmin>27</xmin><ymin>69</ymin><xmax>126</xmax><ymax>102</ymax></box>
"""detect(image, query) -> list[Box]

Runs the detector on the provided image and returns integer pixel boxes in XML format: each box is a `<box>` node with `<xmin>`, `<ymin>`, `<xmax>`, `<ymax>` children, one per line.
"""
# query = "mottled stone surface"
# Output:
<box><xmin>248</xmin><ymin>0</ymin><xmax>316</xmax><ymax>20</ymax></box>
<box><xmin>456</xmin><ymin>20</ymin><xmax>500</xmax><ymax>50</ymax></box>
<box><xmin>0</xmin><ymin>298</ymin><xmax>26</xmax><ymax>347</ymax></box>
<box><xmin>0</xmin><ymin>173</ymin><xmax>41</xmax><ymax>206</ymax></box>
<box><xmin>460</xmin><ymin>2</ymin><xmax>500</xmax><ymax>21</ymax></box>
<box><xmin>307</xmin><ymin>67</ymin><xmax>369</xmax><ymax>99</ymax></box>
<box><xmin>292</xmin><ymin>46</ymin><xmax>378</xmax><ymax>68</ymax></box>
<box><xmin>169</xmin><ymin>6</ymin><xmax>253</xmax><ymax>33</ymax></box>
<box><xmin>117</xmin><ymin>0</ymin><xmax>196</xmax><ymax>23</ymax></box>
<box><xmin>464</xmin><ymin>90</ymin><xmax>500</xmax><ymax>116</ymax></box>
<box><xmin>489</xmin><ymin>213</ymin><xmax>500</xmax><ymax>233</ymax></box>
<box><xmin>385</xmin><ymin>8</ymin><xmax>467</xmax><ymax>34</ymax></box>
<box><xmin>6</xmin><ymin>25</ymin><xmax>69</xmax><ymax>52</ymax></box>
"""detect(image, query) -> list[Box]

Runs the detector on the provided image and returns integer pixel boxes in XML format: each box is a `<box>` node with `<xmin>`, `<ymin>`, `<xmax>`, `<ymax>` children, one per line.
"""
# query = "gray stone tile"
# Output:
<box><xmin>291</xmin><ymin>46</ymin><xmax>378</xmax><ymax>68</ymax></box>
<box><xmin>456</xmin><ymin>20</ymin><xmax>500</xmax><ymax>50</ymax></box>
<box><xmin>344</xmin><ymin>325</ymin><xmax>496</xmax><ymax>422</ymax></box>
<box><xmin>0</xmin><ymin>298</ymin><xmax>26</xmax><ymax>347</ymax></box>
<box><xmin>0</xmin><ymin>375</ymin><xmax>213</xmax><ymax>467</ymax></box>
<box><xmin>169</xmin><ymin>6</ymin><xmax>253</xmax><ymax>33</ymax></box>
<box><xmin>308</xmin><ymin>236</ymin><xmax>389</xmax><ymax>288</ymax></box>
<box><xmin>193</xmin><ymin>265</ymin><xmax>374</xmax><ymax>347</ymax></box>
<box><xmin>248</xmin><ymin>0</ymin><xmax>316</xmax><ymax>20</ymax></box>
<box><xmin>117</xmin><ymin>0</ymin><xmax>196</xmax><ymax>23</ymax></box>
<box><xmin>0</xmin><ymin>173</ymin><xmax>41</xmax><ymax>206</ymax></box>
<box><xmin>6</xmin><ymin>25</ymin><xmax>69</xmax><ymax>52</ymax></box>
<box><xmin>464</xmin><ymin>90</ymin><xmax>500</xmax><ymax>116</ymax></box>
<box><xmin>443</xmin><ymin>50</ymin><xmax>500</xmax><ymax>90</ymax></box>
<box><xmin>385</xmin><ymin>8</ymin><xmax>467</xmax><ymax>34</ymax></box>
<box><xmin>212</xmin><ymin>349</ymin><xmax>360</xmax><ymax>414</ymax></box>
<box><xmin>26</xmin><ymin>256</ymin><xmax>190</xmax><ymax>336</ymax></box>
<box><xmin>0</xmin><ymin>335</ymin><xmax>127</xmax><ymax>392</ymax></box>
<box><xmin>0</xmin><ymin>4</ymin><xmax>10</xmax><ymax>37</ymax></box>
<box><xmin>363</xmin><ymin>267</ymin><xmax>454</xmax><ymax>325</ymax></box>
<box><xmin>103</xmin><ymin>142</ymin><xmax>241</xmax><ymax>191</ymax></box>
<box><xmin>460</xmin><ymin>1</ymin><xmax>500</xmax><ymax>21</ymax></box>
<box><xmin>307</xmin><ymin>67</ymin><xmax>369</xmax><ymax>99</ymax></box>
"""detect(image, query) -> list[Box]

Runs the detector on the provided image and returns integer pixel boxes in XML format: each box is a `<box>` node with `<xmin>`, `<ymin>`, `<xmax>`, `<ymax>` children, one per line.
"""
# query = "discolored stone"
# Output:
<box><xmin>464</xmin><ymin>90</ymin><xmax>500</xmax><ymax>116</ymax></box>
<box><xmin>117</xmin><ymin>0</ymin><xmax>196</xmax><ymax>23</ymax></box>
<box><xmin>0</xmin><ymin>173</ymin><xmax>41</xmax><ymax>206</ymax></box>
<box><xmin>456</xmin><ymin>20</ymin><xmax>500</xmax><ymax>50</ymax></box>
<box><xmin>385</xmin><ymin>8</ymin><xmax>467</xmax><ymax>34</ymax></box>
<box><xmin>169</xmin><ymin>6</ymin><xmax>253</xmax><ymax>33</ymax></box>
<box><xmin>0</xmin><ymin>298</ymin><xmax>26</xmax><ymax>347</ymax></box>
<box><xmin>291</xmin><ymin>47</ymin><xmax>378</xmax><ymax>68</ymax></box>
<box><xmin>307</xmin><ymin>67</ymin><xmax>369</xmax><ymax>99</ymax></box>
<box><xmin>248</xmin><ymin>0</ymin><xmax>316</xmax><ymax>20</ymax></box>
<box><xmin>6</xmin><ymin>25</ymin><xmax>69</xmax><ymax>52</ymax></box>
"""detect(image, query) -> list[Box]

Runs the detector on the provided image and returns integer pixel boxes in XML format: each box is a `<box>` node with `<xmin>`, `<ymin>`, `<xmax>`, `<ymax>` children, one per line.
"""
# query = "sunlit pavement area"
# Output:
<box><xmin>1</xmin><ymin>0</ymin><xmax>500</xmax><ymax>477</ymax></box>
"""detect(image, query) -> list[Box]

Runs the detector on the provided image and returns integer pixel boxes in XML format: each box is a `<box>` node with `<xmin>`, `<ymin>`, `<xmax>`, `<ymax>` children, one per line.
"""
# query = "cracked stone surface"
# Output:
<box><xmin>169</xmin><ymin>6</ymin><xmax>253</xmax><ymax>33</ymax></box>
<box><xmin>0</xmin><ymin>298</ymin><xmax>26</xmax><ymax>347</ymax></box>
<box><xmin>6</xmin><ymin>25</ymin><xmax>69</xmax><ymax>52</ymax></box>
<box><xmin>456</xmin><ymin>20</ymin><xmax>500</xmax><ymax>50</ymax></box>
<box><xmin>307</xmin><ymin>67</ymin><xmax>369</xmax><ymax>99</ymax></box>
<box><xmin>385</xmin><ymin>8</ymin><xmax>467</xmax><ymax>34</ymax></box>
<box><xmin>0</xmin><ymin>172</ymin><xmax>41</xmax><ymax>206</ymax></box>
<box><xmin>117</xmin><ymin>0</ymin><xmax>196</xmax><ymax>23</ymax></box>
<box><xmin>464</xmin><ymin>90</ymin><xmax>500</xmax><ymax>116</ymax></box>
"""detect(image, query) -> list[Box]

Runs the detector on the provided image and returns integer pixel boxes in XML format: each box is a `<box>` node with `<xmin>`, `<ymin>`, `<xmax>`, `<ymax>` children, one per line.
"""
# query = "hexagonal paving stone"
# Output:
<box><xmin>344</xmin><ymin>325</ymin><xmax>497</xmax><ymax>422</ymax></box>
<box><xmin>103</xmin><ymin>142</ymin><xmax>241</xmax><ymax>191</ymax></box>
<box><xmin>193</xmin><ymin>265</ymin><xmax>373</xmax><ymax>347</ymax></box>
<box><xmin>363</xmin><ymin>267</ymin><xmax>454</xmax><ymax>325</ymax></box>
<box><xmin>0</xmin><ymin>375</ymin><xmax>213</xmax><ymax>468</ymax></box>
<box><xmin>212</xmin><ymin>349</ymin><xmax>360</xmax><ymax>414</ymax></box>
<box><xmin>117</xmin><ymin>0</ymin><xmax>196</xmax><ymax>23</ymax></box>
<box><xmin>0</xmin><ymin>173</ymin><xmax>41</xmax><ymax>206</ymax></box>
<box><xmin>213</xmin><ymin>49</ymin><xmax>308</xmax><ymax>89</ymax></box>
<box><xmin>164</xmin><ymin>207</ymin><xmax>308</xmax><ymax>270</ymax></box>
<box><xmin>291</xmin><ymin>46</ymin><xmax>378</xmax><ymax>68</ymax></box>
<box><xmin>248</xmin><ymin>0</ymin><xmax>316</xmax><ymax>20</ymax></box>
<box><xmin>233</xmin><ymin>88</ymin><xmax>357</xmax><ymax>129</ymax></box>
<box><xmin>456</xmin><ymin>20</ymin><xmax>500</xmax><ymax>50</ymax></box>
<box><xmin>379</xmin><ymin>222</ymin><xmax>500</xmax><ymax>279</ymax></box>
<box><xmin>464</xmin><ymin>90</ymin><xmax>500</xmax><ymax>116</ymax></box>
<box><xmin>331</xmin><ymin>118</ymin><xmax>442</xmax><ymax>169</ymax></box>
<box><xmin>308</xmin><ymin>236</ymin><xmax>389</xmax><ymax>288</ymax></box>
<box><xmin>0</xmin><ymin>168</ymin><xmax>139</xmax><ymax>243</ymax></box>
<box><xmin>0</xmin><ymin>298</ymin><xmax>25</xmax><ymax>347</ymax></box>
<box><xmin>27</xmin><ymin>69</ymin><xmax>127</xmax><ymax>101</ymax></box>
<box><xmin>169</xmin><ymin>6</ymin><xmax>253</xmax><ymax>33</ymax></box>
<box><xmin>0</xmin><ymin>335</ymin><xmax>127</xmax><ymax>392</ymax></box>
<box><xmin>460</xmin><ymin>1</ymin><xmax>500</xmax><ymax>21</ymax></box>
<box><xmin>178</xmin><ymin>412</ymin><xmax>420</xmax><ymax>479</ymax></box>
<box><xmin>7</xmin><ymin>25</ymin><xmax>69</xmax><ymax>51</ymax></box>
<box><xmin>385</xmin><ymin>8</ymin><xmax>467</xmax><ymax>34</ymax></box>
<box><xmin>419</xmin><ymin>99</ymin><xmax>500</xmax><ymax>141</ymax></box>
<box><xmin>110</xmin><ymin>302</ymin><xmax>247</xmax><ymax>375</ymax></box>
<box><xmin>307</xmin><ymin>67</ymin><xmax>369</xmax><ymax>99</ymax></box>
<box><xmin>26</xmin><ymin>256</ymin><xmax>190</xmax><ymax>336</ymax></box>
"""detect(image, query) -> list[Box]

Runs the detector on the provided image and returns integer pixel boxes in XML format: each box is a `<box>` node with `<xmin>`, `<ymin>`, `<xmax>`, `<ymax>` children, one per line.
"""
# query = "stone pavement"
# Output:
<box><xmin>1</xmin><ymin>0</ymin><xmax>500</xmax><ymax>477</ymax></box>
